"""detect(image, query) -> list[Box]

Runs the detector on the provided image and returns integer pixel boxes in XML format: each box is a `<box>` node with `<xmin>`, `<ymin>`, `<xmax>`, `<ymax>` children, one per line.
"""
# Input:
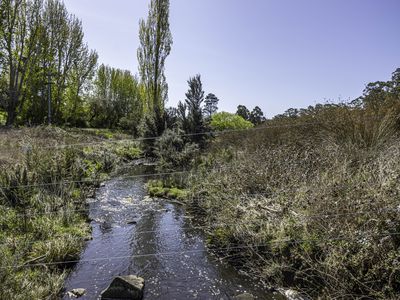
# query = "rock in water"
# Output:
<box><xmin>234</xmin><ymin>293</ymin><xmax>255</xmax><ymax>300</ymax></box>
<box><xmin>66</xmin><ymin>288</ymin><xmax>86</xmax><ymax>298</ymax></box>
<box><xmin>100</xmin><ymin>275</ymin><xmax>144</xmax><ymax>300</ymax></box>
<box><xmin>277</xmin><ymin>288</ymin><xmax>309</xmax><ymax>300</ymax></box>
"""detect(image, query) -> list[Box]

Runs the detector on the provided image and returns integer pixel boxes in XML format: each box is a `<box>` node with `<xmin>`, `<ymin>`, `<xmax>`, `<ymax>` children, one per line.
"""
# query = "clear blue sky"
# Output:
<box><xmin>63</xmin><ymin>0</ymin><xmax>400</xmax><ymax>117</ymax></box>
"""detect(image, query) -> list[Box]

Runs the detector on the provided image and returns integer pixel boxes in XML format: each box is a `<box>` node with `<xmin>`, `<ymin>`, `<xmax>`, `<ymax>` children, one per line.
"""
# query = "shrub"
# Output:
<box><xmin>210</xmin><ymin>112</ymin><xmax>254</xmax><ymax>131</ymax></box>
<box><xmin>154</xmin><ymin>128</ymin><xmax>199</xmax><ymax>173</ymax></box>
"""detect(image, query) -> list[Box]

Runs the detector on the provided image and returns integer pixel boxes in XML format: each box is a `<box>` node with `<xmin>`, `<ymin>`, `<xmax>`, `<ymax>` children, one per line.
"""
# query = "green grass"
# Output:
<box><xmin>0</xmin><ymin>111</ymin><xmax>6</xmax><ymax>126</ymax></box>
<box><xmin>147</xmin><ymin>180</ymin><xmax>188</xmax><ymax>200</ymax></box>
<box><xmin>0</xmin><ymin>126</ymin><xmax>142</xmax><ymax>299</ymax></box>
<box><xmin>114</xmin><ymin>144</ymin><xmax>142</xmax><ymax>160</ymax></box>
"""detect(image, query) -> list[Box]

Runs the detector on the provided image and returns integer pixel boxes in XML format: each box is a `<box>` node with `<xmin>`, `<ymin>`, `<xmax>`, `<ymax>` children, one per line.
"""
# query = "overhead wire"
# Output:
<box><xmin>1</xmin><ymin>206</ymin><xmax>398</xmax><ymax>249</ymax></box>
<box><xmin>0</xmin><ymin>170</ymin><xmax>190</xmax><ymax>189</ymax></box>
<box><xmin>0</xmin><ymin>121</ymin><xmax>317</xmax><ymax>151</ymax></box>
<box><xmin>3</xmin><ymin>231</ymin><xmax>399</xmax><ymax>270</ymax></box>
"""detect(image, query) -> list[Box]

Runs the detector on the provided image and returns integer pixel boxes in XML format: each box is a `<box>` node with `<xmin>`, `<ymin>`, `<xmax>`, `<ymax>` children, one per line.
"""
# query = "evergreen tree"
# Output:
<box><xmin>236</xmin><ymin>105</ymin><xmax>250</xmax><ymax>121</ymax></box>
<box><xmin>184</xmin><ymin>74</ymin><xmax>207</xmax><ymax>147</ymax></box>
<box><xmin>204</xmin><ymin>93</ymin><xmax>219</xmax><ymax>119</ymax></box>
<box><xmin>164</xmin><ymin>106</ymin><xmax>178</xmax><ymax>129</ymax></box>
<box><xmin>249</xmin><ymin>106</ymin><xmax>265</xmax><ymax>125</ymax></box>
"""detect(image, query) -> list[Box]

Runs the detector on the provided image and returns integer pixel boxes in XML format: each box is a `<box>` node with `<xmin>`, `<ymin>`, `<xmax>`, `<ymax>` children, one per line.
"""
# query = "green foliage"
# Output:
<box><xmin>0</xmin><ymin>0</ymin><xmax>98</xmax><ymax>126</ymax></box>
<box><xmin>249</xmin><ymin>106</ymin><xmax>266</xmax><ymax>125</ymax></box>
<box><xmin>178</xmin><ymin>74</ymin><xmax>209</xmax><ymax>147</ymax></box>
<box><xmin>147</xmin><ymin>179</ymin><xmax>188</xmax><ymax>200</ymax></box>
<box><xmin>89</xmin><ymin>64</ymin><xmax>142</xmax><ymax>132</ymax></box>
<box><xmin>236</xmin><ymin>105</ymin><xmax>266</xmax><ymax>125</ymax></box>
<box><xmin>138</xmin><ymin>0</ymin><xmax>173</xmax><ymax>147</ymax></box>
<box><xmin>114</xmin><ymin>144</ymin><xmax>142</xmax><ymax>160</ymax></box>
<box><xmin>210</xmin><ymin>112</ymin><xmax>254</xmax><ymax>131</ymax></box>
<box><xmin>140</xmin><ymin>113</ymin><xmax>160</xmax><ymax>156</ymax></box>
<box><xmin>207</xmin><ymin>227</ymin><xmax>234</xmax><ymax>247</ymax></box>
<box><xmin>204</xmin><ymin>93</ymin><xmax>219</xmax><ymax>118</ymax></box>
<box><xmin>0</xmin><ymin>111</ymin><xmax>6</xmax><ymax>125</ymax></box>
<box><xmin>154</xmin><ymin>128</ymin><xmax>199</xmax><ymax>172</ymax></box>
<box><xmin>0</xmin><ymin>127</ymin><xmax>140</xmax><ymax>299</ymax></box>
<box><xmin>236</xmin><ymin>105</ymin><xmax>250</xmax><ymax>121</ymax></box>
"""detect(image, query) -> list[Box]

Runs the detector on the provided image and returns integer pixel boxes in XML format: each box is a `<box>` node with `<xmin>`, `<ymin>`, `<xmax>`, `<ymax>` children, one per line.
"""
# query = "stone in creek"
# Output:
<box><xmin>100</xmin><ymin>275</ymin><xmax>145</xmax><ymax>300</ymax></box>
<box><xmin>127</xmin><ymin>220</ymin><xmax>137</xmax><ymax>225</ymax></box>
<box><xmin>277</xmin><ymin>288</ymin><xmax>309</xmax><ymax>300</ymax></box>
<box><xmin>234</xmin><ymin>293</ymin><xmax>255</xmax><ymax>300</ymax></box>
<box><xmin>66</xmin><ymin>288</ymin><xmax>86</xmax><ymax>298</ymax></box>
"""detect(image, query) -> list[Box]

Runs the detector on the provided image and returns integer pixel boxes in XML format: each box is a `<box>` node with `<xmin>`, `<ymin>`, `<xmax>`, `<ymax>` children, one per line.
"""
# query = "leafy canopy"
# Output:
<box><xmin>211</xmin><ymin>112</ymin><xmax>254</xmax><ymax>131</ymax></box>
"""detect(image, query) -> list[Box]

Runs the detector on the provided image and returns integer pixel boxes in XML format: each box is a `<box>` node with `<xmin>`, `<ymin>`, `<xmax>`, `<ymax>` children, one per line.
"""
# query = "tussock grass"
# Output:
<box><xmin>185</xmin><ymin>103</ymin><xmax>400</xmax><ymax>299</ymax></box>
<box><xmin>0</xmin><ymin>126</ymin><xmax>141</xmax><ymax>299</ymax></box>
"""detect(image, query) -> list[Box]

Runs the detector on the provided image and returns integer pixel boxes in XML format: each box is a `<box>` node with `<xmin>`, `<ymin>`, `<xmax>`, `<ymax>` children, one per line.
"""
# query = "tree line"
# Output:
<box><xmin>0</xmin><ymin>0</ymin><xmax>266</xmax><ymax>155</ymax></box>
<box><xmin>0</xmin><ymin>0</ymin><xmax>98</xmax><ymax>126</ymax></box>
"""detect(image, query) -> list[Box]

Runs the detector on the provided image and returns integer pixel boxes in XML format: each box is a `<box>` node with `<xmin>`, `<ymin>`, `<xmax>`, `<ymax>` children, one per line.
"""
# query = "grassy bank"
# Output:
<box><xmin>0</xmin><ymin>126</ymin><xmax>141</xmax><ymax>299</ymax></box>
<box><xmin>180</xmin><ymin>105</ymin><xmax>400</xmax><ymax>299</ymax></box>
<box><xmin>147</xmin><ymin>179</ymin><xmax>188</xmax><ymax>200</ymax></box>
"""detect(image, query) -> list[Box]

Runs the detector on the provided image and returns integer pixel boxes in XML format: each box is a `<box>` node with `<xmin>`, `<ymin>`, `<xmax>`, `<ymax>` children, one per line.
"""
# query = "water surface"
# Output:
<box><xmin>63</xmin><ymin>166</ymin><xmax>274</xmax><ymax>299</ymax></box>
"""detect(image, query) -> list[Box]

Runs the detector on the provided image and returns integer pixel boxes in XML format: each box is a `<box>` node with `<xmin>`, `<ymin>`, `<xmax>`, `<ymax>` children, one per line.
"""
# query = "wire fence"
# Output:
<box><xmin>0</xmin><ymin>170</ymin><xmax>190</xmax><ymax>189</ymax></box>
<box><xmin>0</xmin><ymin>207</ymin><xmax>398</xmax><ymax>250</ymax></box>
<box><xmin>2</xmin><ymin>231</ymin><xmax>399</xmax><ymax>270</ymax></box>
<box><xmin>1</xmin><ymin>192</ymin><xmax>398</xmax><ymax>220</ymax></box>
<box><xmin>1</xmin><ymin>120</ymin><xmax>399</xmax><ymax>293</ymax></box>
<box><xmin>0</xmin><ymin>121</ymin><xmax>318</xmax><ymax>151</ymax></box>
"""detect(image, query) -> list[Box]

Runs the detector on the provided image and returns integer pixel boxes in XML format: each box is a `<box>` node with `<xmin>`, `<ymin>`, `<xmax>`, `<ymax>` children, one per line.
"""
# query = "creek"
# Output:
<box><xmin>63</xmin><ymin>165</ymin><xmax>274</xmax><ymax>299</ymax></box>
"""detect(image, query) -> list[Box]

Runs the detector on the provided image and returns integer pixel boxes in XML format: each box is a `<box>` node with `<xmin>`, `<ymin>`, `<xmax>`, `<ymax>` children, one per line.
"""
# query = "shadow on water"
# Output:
<box><xmin>63</xmin><ymin>165</ymin><xmax>274</xmax><ymax>299</ymax></box>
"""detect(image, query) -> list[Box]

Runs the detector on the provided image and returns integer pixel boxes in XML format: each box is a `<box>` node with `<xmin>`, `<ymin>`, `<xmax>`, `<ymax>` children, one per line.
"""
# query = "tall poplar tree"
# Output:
<box><xmin>137</xmin><ymin>0</ymin><xmax>172</xmax><ymax>138</ymax></box>
<box><xmin>0</xmin><ymin>0</ymin><xmax>42</xmax><ymax>126</ymax></box>
<box><xmin>0</xmin><ymin>0</ymin><xmax>98</xmax><ymax>126</ymax></box>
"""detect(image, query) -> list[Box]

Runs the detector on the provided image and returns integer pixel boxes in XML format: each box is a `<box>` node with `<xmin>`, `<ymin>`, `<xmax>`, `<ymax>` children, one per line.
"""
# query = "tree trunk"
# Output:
<box><xmin>6</xmin><ymin>104</ymin><xmax>16</xmax><ymax>127</ymax></box>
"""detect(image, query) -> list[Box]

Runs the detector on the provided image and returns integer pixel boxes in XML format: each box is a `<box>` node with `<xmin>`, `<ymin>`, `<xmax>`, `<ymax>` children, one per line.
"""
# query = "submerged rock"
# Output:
<box><xmin>100</xmin><ymin>275</ymin><xmax>145</xmax><ymax>300</ymax></box>
<box><xmin>66</xmin><ymin>288</ymin><xmax>86</xmax><ymax>298</ymax></box>
<box><xmin>277</xmin><ymin>288</ymin><xmax>309</xmax><ymax>300</ymax></box>
<box><xmin>234</xmin><ymin>292</ymin><xmax>255</xmax><ymax>299</ymax></box>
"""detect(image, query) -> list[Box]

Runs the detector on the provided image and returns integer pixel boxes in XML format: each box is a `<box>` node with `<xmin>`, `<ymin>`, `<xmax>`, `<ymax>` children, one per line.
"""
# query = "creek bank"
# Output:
<box><xmin>0</xmin><ymin>127</ymin><xmax>144</xmax><ymax>299</ymax></box>
<box><xmin>146</xmin><ymin>182</ymin><xmax>308</xmax><ymax>300</ymax></box>
<box><xmin>63</xmin><ymin>168</ymin><xmax>273</xmax><ymax>299</ymax></box>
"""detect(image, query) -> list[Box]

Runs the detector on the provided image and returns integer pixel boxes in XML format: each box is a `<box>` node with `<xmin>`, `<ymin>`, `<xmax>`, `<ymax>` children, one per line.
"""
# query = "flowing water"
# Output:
<box><xmin>63</xmin><ymin>165</ymin><xmax>274</xmax><ymax>299</ymax></box>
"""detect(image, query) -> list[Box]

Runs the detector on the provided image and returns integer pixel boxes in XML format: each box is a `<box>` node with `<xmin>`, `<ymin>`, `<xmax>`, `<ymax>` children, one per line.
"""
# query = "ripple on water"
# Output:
<box><xmin>63</xmin><ymin>168</ymin><xmax>274</xmax><ymax>300</ymax></box>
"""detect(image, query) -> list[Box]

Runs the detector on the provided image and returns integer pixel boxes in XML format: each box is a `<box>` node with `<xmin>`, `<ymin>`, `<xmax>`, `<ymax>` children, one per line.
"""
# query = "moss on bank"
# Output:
<box><xmin>146</xmin><ymin>180</ymin><xmax>188</xmax><ymax>200</ymax></box>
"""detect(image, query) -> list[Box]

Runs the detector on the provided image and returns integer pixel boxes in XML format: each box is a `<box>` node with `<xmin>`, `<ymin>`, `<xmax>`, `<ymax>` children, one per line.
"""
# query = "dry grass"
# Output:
<box><xmin>185</xmin><ymin>104</ymin><xmax>400</xmax><ymax>299</ymax></box>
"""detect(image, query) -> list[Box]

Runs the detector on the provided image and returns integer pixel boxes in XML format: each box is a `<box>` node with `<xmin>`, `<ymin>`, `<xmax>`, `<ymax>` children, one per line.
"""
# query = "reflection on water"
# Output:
<box><xmin>63</xmin><ymin>166</ymin><xmax>273</xmax><ymax>299</ymax></box>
